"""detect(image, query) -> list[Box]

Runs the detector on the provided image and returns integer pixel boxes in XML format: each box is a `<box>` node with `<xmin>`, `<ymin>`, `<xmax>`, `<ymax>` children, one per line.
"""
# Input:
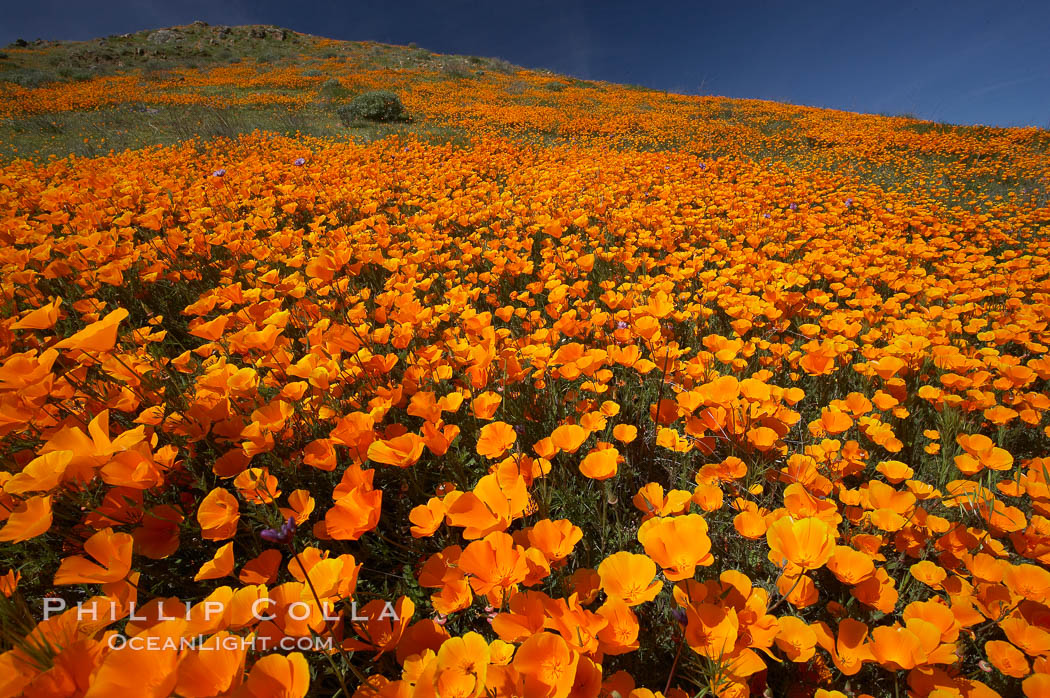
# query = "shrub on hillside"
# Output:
<box><xmin>336</xmin><ymin>90</ymin><xmax>406</xmax><ymax>124</ymax></box>
<box><xmin>316</xmin><ymin>77</ymin><xmax>350</xmax><ymax>103</ymax></box>
<box><xmin>440</xmin><ymin>58</ymin><xmax>477</xmax><ymax>80</ymax></box>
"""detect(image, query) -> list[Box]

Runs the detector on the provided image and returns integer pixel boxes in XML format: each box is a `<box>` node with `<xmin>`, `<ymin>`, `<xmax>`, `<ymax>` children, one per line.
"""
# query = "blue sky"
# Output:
<box><xmin>3</xmin><ymin>0</ymin><xmax>1048</xmax><ymax>128</ymax></box>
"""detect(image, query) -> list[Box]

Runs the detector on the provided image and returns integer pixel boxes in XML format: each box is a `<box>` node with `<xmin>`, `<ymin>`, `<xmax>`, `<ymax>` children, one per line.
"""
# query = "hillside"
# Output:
<box><xmin>2</xmin><ymin>22</ymin><xmax>1048</xmax><ymax>211</ymax></box>
<box><xmin>2</xmin><ymin>23</ymin><xmax>1050</xmax><ymax>698</ymax></box>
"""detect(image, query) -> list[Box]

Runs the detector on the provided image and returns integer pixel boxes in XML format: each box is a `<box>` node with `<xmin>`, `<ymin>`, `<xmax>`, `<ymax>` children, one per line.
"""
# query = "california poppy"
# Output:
<box><xmin>637</xmin><ymin>513</ymin><xmax>713</xmax><ymax>580</ymax></box>
<box><xmin>197</xmin><ymin>487</ymin><xmax>240</xmax><ymax>540</ymax></box>
<box><xmin>194</xmin><ymin>542</ymin><xmax>235</xmax><ymax>581</ymax></box>
<box><xmin>54</xmin><ymin>528</ymin><xmax>133</xmax><ymax>585</ymax></box>
<box><xmin>766</xmin><ymin>517</ymin><xmax>835</xmax><ymax>571</ymax></box>
<box><xmin>476</xmin><ymin>421</ymin><xmax>517</xmax><ymax>459</ymax></box>
<box><xmin>597</xmin><ymin>552</ymin><xmax>662</xmax><ymax>606</ymax></box>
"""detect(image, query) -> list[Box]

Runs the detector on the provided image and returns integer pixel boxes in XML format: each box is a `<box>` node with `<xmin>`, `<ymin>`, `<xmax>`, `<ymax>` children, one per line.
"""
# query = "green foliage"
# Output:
<box><xmin>56</xmin><ymin>67</ymin><xmax>93</xmax><ymax>82</ymax></box>
<box><xmin>336</xmin><ymin>90</ymin><xmax>406</xmax><ymax>125</ymax></box>
<box><xmin>316</xmin><ymin>77</ymin><xmax>350</xmax><ymax>103</ymax></box>
<box><xmin>0</xmin><ymin>68</ymin><xmax>57</xmax><ymax>88</ymax></box>
<box><xmin>439</xmin><ymin>57</ymin><xmax>478</xmax><ymax>80</ymax></box>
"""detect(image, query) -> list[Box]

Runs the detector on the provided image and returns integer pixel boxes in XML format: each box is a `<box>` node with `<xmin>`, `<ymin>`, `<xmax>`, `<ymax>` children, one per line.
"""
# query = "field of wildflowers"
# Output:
<box><xmin>2</xmin><ymin>25</ymin><xmax>1050</xmax><ymax>698</ymax></box>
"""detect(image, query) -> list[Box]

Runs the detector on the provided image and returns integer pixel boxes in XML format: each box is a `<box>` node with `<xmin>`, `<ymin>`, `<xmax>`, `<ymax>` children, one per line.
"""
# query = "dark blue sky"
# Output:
<box><xmin>4</xmin><ymin>0</ymin><xmax>1049</xmax><ymax>128</ymax></box>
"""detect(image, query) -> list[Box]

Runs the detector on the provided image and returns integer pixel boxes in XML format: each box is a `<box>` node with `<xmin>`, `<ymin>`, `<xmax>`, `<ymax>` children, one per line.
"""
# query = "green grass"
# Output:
<box><xmin>0</xmin><ymin>103</ymin><xmax>476</xmax><ymax>160</ymax></box>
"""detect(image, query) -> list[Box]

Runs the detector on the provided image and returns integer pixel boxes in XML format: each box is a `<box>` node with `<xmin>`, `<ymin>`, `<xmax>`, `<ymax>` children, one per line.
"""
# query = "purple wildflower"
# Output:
<box><xmin>212</xmin><ymin>168</ymin><xmax>226</xmax><ymax>178</ymax></box>
<box><xmin>260</xmin><ymin>516</ymin><xmax>296</xmax><ymax>545</ymax></box>
<box><xmin>293</xmin><ymin>157</ymin><xmax>306</xmax><ymax>166</ymax></box>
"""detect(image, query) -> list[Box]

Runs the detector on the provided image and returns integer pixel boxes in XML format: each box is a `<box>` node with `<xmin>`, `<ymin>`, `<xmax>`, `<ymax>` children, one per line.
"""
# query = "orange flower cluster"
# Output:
<box><xmin>3</xmin><ymin>43</ymin><xmax>1049</xmax><ymax>206</ymax></box>
<box><xmin>0</xmin><ymin>87</ymin><xmax>1048</xmax><ymax>698</ymax></box>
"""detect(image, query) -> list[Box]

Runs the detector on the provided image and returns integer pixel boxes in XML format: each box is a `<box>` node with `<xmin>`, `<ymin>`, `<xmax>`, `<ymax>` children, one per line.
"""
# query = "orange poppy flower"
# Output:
<box><xmin>84</xmin><ymin>622</ymin><xmax>181</xmax><ymax>697</ymax></box>
<box><xmin>280</xmin><ymin>489</ymin><xmax>315</xmax><ymax>526</ymax></box>
<box><xmin>435</xmin><ymin>631</ymin><xmax>489</xmax><ymax>698</ymax></box>
<box><xmin>596</xmin><ymin>595</ymin><xmax>640</xmax><ymax>655</ymax></box>
<box><xmin>872</xmin><ymin>625</ymin><xmax>923</xmax><ymax>670</ymax></box>
<box><xmin>527</xmin><ymin>519</ymin><xmax>583</xmax><ymax>564</ymax></box>
<box><xmin>445</xmin><ymin>469</ymin><xmax>529</xmax><ymax>539</ymax></box>
<box><xmin>567</xmin><ymin>568</ymin><xmax>602</xmax><ymax>605</ymax></box>
<box><xmin>240</xmin><ymin>549</ymin><xmax>282</xmax><ymax>585</ymax></box>
<box><xmin>748</xmin><ymin>426</ymin><xmax>779</xmax><ymax>451</ymax></box>
<box><xmin>633</xmin><ymin>483</ymin><xmax>692</xmax><ymax>520</ymax></box>
<box><xmin>197</xmin><ymin>487</ymin><xmax>240</xmax><ymax>540</ymax></box>
<box><xmin>189</xmin><ymin>315</ymin><xmax>230</xmax><ymax>341</ymax></box>
<box><xmin>766</xmin><ymin>517</ymin><xmax>836</xmax><ymax>571</ymax></box>
<box><xmin>173</xmin><ymin>631</ymin><xmax>246</xmax><ymax>697</ymax></box>
<box><xmin>692</xmin><ymin>482</ymin><xmax>724</xmax><ymax>512</ymax></box>
<box><xmin>819</xmin><ymin>408</ymin><xmax>853</xmax><ymax>435</ymax></box>
<box><xmin>910</xmin><ymin>560</ymin><xmax>947</xmax><ymax>589</ymax></box>
<box><xmin>409</xmin><ymin>497</ymin><xmax>446</xmax><ymax>538</ymax></box>
<box><xmin>11</xmin><ymin>297</ymin><xmax>62</xmax><ymax>330</ymax></box>
<box><xmin>637</xmin><ymin>513</ymin><xmax>713</xmax><ymax>580</ymax></box>
<box><xmin>367</xmin><ymin>432</ymin><xmax>425</xmax><ymax>467</ymax></box>
<box><xmin>194</xmin><ymin>542</ymin><xmax>234</xmax><ymax>581</ymax></box>
<box><xmin>459</xmin><ymin>531</ymin><xmax>529</xmax><ymax>603</ymax></box>
<box><xmin>3</xmin><ymin>450</ymin><xmax>71</xmax><ymax>495</ymax></box>
<box><xmin>579</xmin><ymin>446</ymin><xmax>620</xmax><ymax>480</ymax></box>
<box><xmin>396</xmin><ymin>619</ymin><xmax>451</xmax><ymax>665</ymax></box>
<box><xmin>826</xmin><ymin>545</ymin><xmax>876</xmax><ymax>585</ymax></box>
<box><xmin>612</xmin><ymin>424</ymin><xmax>638</xmax><ymax>444</ymax></box>
<box><xmin>422</xmin><ymin>420</ymin><xmax>461</xmax><ymax>457</ymax></box>
<box><xmin>875</xmin><ymin>460</ymin><xmax>914</xmax><ymax>483</ymax></box>
<box><xmin>813</xmin><ymin>618</ymin><xmax>873</xmax><ymax>676</ymax></box>
<box><xmin>0</xmin><ymin>569</ymin><xmax>19</xmax><ymax>597</ymax></box>
<box><xmin>656</xmin><ymin>426</ymin><xmax>692</xmax><ymax>453</ymax></box>
<box><xmin>471</xmin><ymin>391</ymin><xmax>502</xmax><ymax>419</ymax></box>
<box><xmin>683</xmin><ymin>602</ymin><xmax>740</xmax><ymax>659</ymax></box>
<box><xmin>1023</xmin><ymin>674</ymin><xmax>1050</xmax><ymax>698</ymax></box>
<box><xmin>955</xmin><ymin>433</ymin><xmax>1013</xmax><ymax>473</ymax></box>
<box><xmin>513</xmin><ymin>632</ymin><xmax>579</xmax><ymax>698</ymax></box>
<box><xmin>491</xmin><ymin>590</ymin><xmax>549</xmax><ymax>643</ymax></box>
<box><xmin>234</xmin><ymin>467</ymin><xmax>281</xmax><ymax>504</ymax></box>
<box><xmin>775</xmin><ymin>616</ymin><xmax>817</xmax><ymax>662</ymax></box>
<box><xmin>0</xmin><ymin>495</ymin><xmax>52</xmax><ymax>543</ymax></box>
<box><xmin>1004</xmin><ymin>563</ymin><xmax>1050</xmax><ymax>601</ymax></box>
<box><xmin>550</xmin><ymin>423</ymin><xmax>588</xmax><ymax>453</ymax></box>
<box><xmin>54</xmin><ymin>528</ymin><xmax>133</xmax><ymax>585</ymax></box>
<box><xmin>542</xmin><ymin>593</ymin><xmax>607</xmax><ymax>654</ymax></box>
<box><xmin>476</xmin><ymin>421</ymin><xmax>517</xmax><ymax>459</ymax></box>
<box><xmin>302</xmin><ymin>438</ymin><xmax>337</xmax><ymax>470</ymax></box>
<box><xmin>598</xmin><ymin>552</ymin><xmax>662</xmax><ymax>606</ymax></box>
<box><xmin>325</xmin><ymin>485</ymin><xmax>382</xmax><ymax>540</ymax></box>
<box><xmin>237</xmin><ymin>652</ymin><xmax>310</xmax><ymax>698</ymax></box>
<box><xmin>53</xmin><ymin>307</ymin><xmax>128</xmax><ymax>353</ymax></box>
<box><xmin>344</xmin><ymin>596</ymin><xmax>414</xmax><ymax>657</ymax></box>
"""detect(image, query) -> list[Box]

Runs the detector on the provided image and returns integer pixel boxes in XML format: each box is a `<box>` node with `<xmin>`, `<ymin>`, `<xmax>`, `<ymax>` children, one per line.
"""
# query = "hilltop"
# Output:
<box><xmin>1</xmin><ymin>21</ymin><xmax>521</xmax><ymax>87</ymax></box>
<box><xmin>0</xmin><ymin>23</ymin><xmax>1047</xmax><ymax>212</ymax></box>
